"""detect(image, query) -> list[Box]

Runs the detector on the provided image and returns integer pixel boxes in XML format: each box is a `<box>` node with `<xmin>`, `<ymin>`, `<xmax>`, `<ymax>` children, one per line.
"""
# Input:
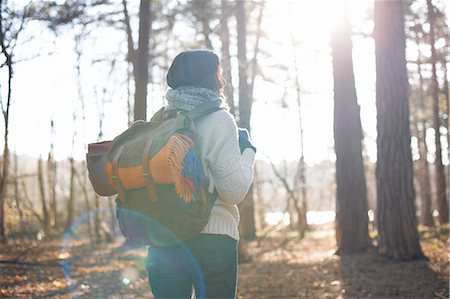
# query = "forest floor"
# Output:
<box><xmin>0</xmin><ymin>224</ymin><xmax>448</xmax><ymax>299</ymax></box>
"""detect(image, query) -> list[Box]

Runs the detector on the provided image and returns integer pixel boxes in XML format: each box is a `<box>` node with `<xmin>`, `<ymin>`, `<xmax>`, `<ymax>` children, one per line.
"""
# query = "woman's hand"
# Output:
<box><xmin>238</xmin><ymin>128</ymin><xmax>257</xmax><ymax>154</ymax></box>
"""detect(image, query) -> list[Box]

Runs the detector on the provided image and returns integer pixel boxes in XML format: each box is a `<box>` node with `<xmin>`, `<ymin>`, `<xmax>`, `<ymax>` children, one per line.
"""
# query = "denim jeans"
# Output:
<box><xmin>146</xmin><ymin>233</ymin><xmax>238</xmax><ymax>299</ymax></box>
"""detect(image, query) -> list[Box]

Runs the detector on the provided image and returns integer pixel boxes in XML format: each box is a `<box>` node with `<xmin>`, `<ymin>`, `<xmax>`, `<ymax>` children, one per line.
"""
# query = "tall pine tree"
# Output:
<box><xmin>374</xmin><ymin>0</ymin><xmax>424</xmax><ymax>260</ymax></box>
<box><xmin>331</xmin><ymin>5</ymin><xmax>369</xmax><ymax>254</ymax></box>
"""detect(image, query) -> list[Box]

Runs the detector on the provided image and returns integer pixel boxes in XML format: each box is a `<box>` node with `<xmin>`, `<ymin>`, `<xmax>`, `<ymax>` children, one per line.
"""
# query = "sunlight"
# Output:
<box><xmin>264</xmin><ymin>211</ymin><xmax>336</xmax><ymax>226</ymax></box>
<box><xmin>265</xmin><ymin>212</ymin><xmax>291</xmax><ymax>226</ymax></box>
<box><xmin>1</xmin><ymin>1</ymin><xmax>448</xmax><ymax>298</ymax></box>
<box><xmin>306</xmin><ymin>210</ymin><xmax>336</xmax><ymax>225</ymax></box>
<box><xmin>249</xmin><ymin>0</ymin><xmax>377</xmax><ymax>164</ymax></box>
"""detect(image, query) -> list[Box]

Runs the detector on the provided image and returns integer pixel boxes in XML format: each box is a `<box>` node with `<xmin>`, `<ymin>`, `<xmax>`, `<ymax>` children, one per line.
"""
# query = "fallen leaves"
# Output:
<box><xmin>0</xmin><ymin>226</ymin><xmax>448</xmax><ymax>298</ymax></box>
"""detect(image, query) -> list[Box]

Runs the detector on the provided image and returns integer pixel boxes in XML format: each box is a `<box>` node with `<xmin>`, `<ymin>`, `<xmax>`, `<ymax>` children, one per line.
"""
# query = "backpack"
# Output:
<box><xmin>105</xmin><ymin>101</ymin><xmax>222</xmax><ymax>246</ymax></box>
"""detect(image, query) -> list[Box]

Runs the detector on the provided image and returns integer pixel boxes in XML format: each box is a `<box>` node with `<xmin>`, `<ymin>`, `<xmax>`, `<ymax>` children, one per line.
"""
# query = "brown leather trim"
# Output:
<box><xmin>142</xmin><ymin>140</ymin><xmax>159</xmax><ymax>203</ymax></box>
<box><xmin>111</xmin><ymin>145</ymin><xmax>127</xmax><ymax>203</ymax></box>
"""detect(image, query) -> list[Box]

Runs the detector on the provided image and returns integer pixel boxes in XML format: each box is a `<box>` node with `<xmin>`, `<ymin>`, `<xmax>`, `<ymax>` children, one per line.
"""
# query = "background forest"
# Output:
<box><xmin>0</xmin><ymin>0</ymin><xmax>449</xmax><ymax>298</ymax></box>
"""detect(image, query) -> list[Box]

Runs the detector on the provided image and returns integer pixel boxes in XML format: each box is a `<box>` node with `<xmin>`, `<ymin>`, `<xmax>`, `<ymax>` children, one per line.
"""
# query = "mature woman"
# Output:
<box><xmin>145</xmin><ymin>50</ymin><xmax>256</xmax><ymax>299</ymax></box>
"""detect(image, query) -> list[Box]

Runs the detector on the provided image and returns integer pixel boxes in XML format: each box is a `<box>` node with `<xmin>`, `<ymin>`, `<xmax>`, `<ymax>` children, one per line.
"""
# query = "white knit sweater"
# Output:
<box><xmin>194</xmin><ymin>109</ymin><xmax>255</xmax><ymax>240</ymax></box>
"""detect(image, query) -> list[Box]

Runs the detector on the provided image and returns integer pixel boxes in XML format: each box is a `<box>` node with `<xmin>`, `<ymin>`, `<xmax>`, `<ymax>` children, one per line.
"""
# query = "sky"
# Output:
<box><xmin>1</xmin><ymin>0</ymin><xmax>449</xmax><ymax>166</ymax></box>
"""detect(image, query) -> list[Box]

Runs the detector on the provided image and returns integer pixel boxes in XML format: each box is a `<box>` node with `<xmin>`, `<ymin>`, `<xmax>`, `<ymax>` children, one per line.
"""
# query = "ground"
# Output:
<box><xmin>0</xmin><ymin>225</ymin><xmax>448</xmax><ymax>298</ymax></box>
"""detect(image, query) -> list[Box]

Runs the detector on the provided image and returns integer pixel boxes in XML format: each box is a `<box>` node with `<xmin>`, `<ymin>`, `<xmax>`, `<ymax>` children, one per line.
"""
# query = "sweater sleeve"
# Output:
<box><xmin>196</xmin><ymin>110</ymin><xmax>255</xmax><ymax>205</ymax></box>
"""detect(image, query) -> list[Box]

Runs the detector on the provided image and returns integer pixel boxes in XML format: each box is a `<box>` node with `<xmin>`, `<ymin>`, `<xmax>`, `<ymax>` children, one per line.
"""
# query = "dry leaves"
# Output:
<box><xmin>0</xmin><ymin>225</ymin><xmax>448</xmax><ymax>298</ymax></box>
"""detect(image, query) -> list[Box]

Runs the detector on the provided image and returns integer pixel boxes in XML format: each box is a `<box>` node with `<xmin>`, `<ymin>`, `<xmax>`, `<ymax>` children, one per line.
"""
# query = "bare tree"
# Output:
<box><xmin>0</xmin><ymin>0</ymin><xmax>29</xmax><ymax>243</ymax></box>
<box><xmin>270</xmin><ymin>161</ymin><xmax>306</xmax><ymax>238</ymax></box>
<box><xmin>289</xmin><ymin>9</ymin><xmax>308</xmax><ymax>239</ymax></box>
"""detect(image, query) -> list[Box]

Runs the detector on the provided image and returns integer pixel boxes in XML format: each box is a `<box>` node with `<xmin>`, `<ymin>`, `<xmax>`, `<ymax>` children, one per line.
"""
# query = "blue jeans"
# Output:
<box><xmin>146</xmin><ymin>233</ymin><xmax>238</xmax><ymax>299</ymax></box>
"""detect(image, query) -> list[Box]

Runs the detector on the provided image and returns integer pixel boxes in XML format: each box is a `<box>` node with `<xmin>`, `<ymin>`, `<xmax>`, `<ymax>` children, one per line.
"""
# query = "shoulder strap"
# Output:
<box><xmin>150</xmin><ymin>107</ymin><xmax>166</xmax><ymax>122</ymax></box>
<box><xmin>185</xmin><ymin>101</ymin><xmax>223</xmax><ymax>121</ymax></box>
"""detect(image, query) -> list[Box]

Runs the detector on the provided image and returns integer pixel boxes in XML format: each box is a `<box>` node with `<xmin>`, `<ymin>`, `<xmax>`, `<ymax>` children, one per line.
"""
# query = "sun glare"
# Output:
<box><xmin>7</xmin><ymin>0</ymin><xmax>376</xmax><ymax>166</ymax></box>
<box><xmin>252</xmin><ymin>1</ymin><xmax>375</xmax><ymax>164</ymax></box>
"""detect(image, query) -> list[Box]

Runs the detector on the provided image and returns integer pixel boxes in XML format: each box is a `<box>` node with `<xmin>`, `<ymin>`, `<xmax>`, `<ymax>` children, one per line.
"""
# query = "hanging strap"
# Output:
<box><xmin>185</xmin><ymin>101</ymin><xmax>221</xmax><ymax>208</ymax></box>
<box><xmin>111</xmin><ymin>145</ymin><xmax>127</xmax><ymax>203</ymax></box>
<box><xmin>142</xmin><ymin>140</ymin><xmax>159</xmax><ymax>203</ymax></box>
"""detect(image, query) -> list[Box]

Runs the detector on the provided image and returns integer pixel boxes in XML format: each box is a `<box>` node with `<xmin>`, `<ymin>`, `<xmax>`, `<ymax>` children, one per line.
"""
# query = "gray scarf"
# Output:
<box><xmin>166</xmin><ymin>86</ymin><xmax>221</xmax><ymax>111</ymax></box>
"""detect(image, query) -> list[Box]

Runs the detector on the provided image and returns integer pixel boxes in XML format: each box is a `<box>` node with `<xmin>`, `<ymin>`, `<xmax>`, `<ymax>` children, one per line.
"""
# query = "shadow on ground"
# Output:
<box><xmin>1</xmin><ymin>227</ymin><xmax>448</xmax><ymax>298</ymax></box>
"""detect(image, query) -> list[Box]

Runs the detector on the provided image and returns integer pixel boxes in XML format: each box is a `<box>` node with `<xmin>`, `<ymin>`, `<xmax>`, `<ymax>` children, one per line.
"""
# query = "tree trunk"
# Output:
<box><xmin>414</xmin><ymin>118</ymin><xmax>434</xmax><ymax>226</ymax></box>
<box><xmin>290</xmin><ymin>16</ymin><xmax>308</xmax><ymax>239</ymax></box>
<box><xmin>236</xmin><ymin>0</ymin><xmax>256</xmax><ymax>240</ymax></box>
<box><xmin>426</xmin><ymin>0</ymin><xmax>448</xmax><ymax>224</ymax></box>
<box><xmin>236</xmin><ymin>0</ymin><xmax>252</xmax><ymax>130</ymax></box>
<box><xmin>38</xmin><ymin>158</ymin><xmax>50</xmax><ymax>235</ymax></box>
<box><xmin>445</xmin><ymin>61</ymin><xmax>450</xmax><ymax>158</ymax></box>
<box><xmin>414</xmin><ymin>36</ymin><xmax>433</xmax><ymax>227</ymax></box>
<box><xmin>249</xmin><ymin>0</ymin><xmax>265</xmax><ymax>97</ymax></box>
<box><xmin>122</xmin><ymin>0</ymin><xmax>135</xmax><ymax>127</ymax></box>
<box><xmin>79</xmin><ymin>171</ymin><xmax>93</xmax><ymax>240</ymax></box>
<box><xmin>412</xmin><ymin>112</ymin><xmax>434</xmax><ymax>227</ymax></box>
<box><xmin>66</xmin><ymin>157</ymin><xmax>76</xmax><ymax>230</ymax></box>
<box><xmin>220</xmin><ymin>0</ymin><xmax>235</xmax><ymax>115</ymax></box>
<box><xmin>13</xmin><ymin>153</ymin><xmax>24</xmax><ymax>231</ymax></box>
<box><xmin>374</xmin><ymin>0</ymin><xmax>424</xmax><ymax>260</ymax></box>
<box><xmin>441</xmin><ymin>24</ymin><xmax>449</xmax><ymax>148</ymax></box>
<box><xmin>134</xmin><ymin>0</ymin><xmax>151</xmax><ymax>121</ymax></box>
<box><xmin>331</xmin><ymin>8</ymin><xmax>369</xmax><ymax>254</ymax></box>
<box><xmin>193</xmin><ymin>0</ymin><xmax>212</xmax><ymax>49</ymax></box>
<box><xmin>48</xmin><ymin>120</ymin><xmax>58</xmax><ymax>230</ymax></box>
<box><xmin>253</xmin><ymin>164</ymin><xmax>266</xmax><ymax>231</ymax></box>
<box><xmin>443</xmin><ymin>60</ymin><xmax>449</xmax><ymax>154</ymax></box>
<box><xmin>0</xmin><ymin>0</ymin><xmax>12</xmax><ymax>242</ymax></box>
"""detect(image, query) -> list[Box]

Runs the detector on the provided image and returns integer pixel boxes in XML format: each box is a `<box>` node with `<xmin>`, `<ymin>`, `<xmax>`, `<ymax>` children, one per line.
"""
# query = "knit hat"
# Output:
<box><xmin>167</xmin><ymin>50</ymin><xmax>223</xmax><ymax>91</ymax></box>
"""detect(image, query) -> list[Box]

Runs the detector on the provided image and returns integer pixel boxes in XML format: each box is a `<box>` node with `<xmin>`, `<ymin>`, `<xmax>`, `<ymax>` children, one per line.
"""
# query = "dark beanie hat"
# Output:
<box><xmin>167</xmin><ymin>50</ymin><xmax>222</xmax><ymax>91</ymax></box>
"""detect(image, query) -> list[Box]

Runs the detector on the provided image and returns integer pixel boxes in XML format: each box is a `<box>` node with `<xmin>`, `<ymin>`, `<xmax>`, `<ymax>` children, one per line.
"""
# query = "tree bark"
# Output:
<box><xmin>374</xmin><ymin>0</ymin><xmax>424</xmax><ymax>260</ymax></box>
<box><xmin>426</xmin><ymin>0</ymin><xmax>448</xmax><ymax>224</ymax></box>
<box><xmin>66</xmin><ymin>157</ymin><xmax>76</xmax><ymax>230</ymax></box>
<box><xmin>0</xmin><ymin>0</ymin><xmax>12</xmax><ymax>243</ymax></box>
<box><xmin>133</xmin><ymin>0</ymin><xmax>151</xmax><ymax>121</ymax></box>
<box><xmin>121</xmin><ymin>0</ymin><xmax>134</xmax><ymax>126</ymax></box>
<box><xmin>193</xmin><ymin>0</ymin><xmax>212</xmax><ymax>49</ymax></box>
<box><xmin>220</xmin><ymin>0</ymin><xmax>235</xmax><ymax>115</ymax></box>
<box><xmin>249</xmin><ymin>0</ymin><xmax>265</xmax><ymax>97</ymax></box>
<box><xmin>48</xmin><ymin>120</ymin><xmax>58</xmax><ymax>230</ymax></box>
<box><xmin>236</xmin><ymin>0</ymin><xmax>256</xmax><ymax>240</ymax></box>
<box><xmin>236</xmin><ymin>0</ymin><xmax>252</xmax><ymax>130</ymax></box>
<box><xmin>413</xmin><ymin>33</ymin><xmax>433</xmax><ymax>227</ymax></box>
<box><xmin>290</xmin><ymin>18</ymin><xmax>308</xmax><ymax>239</ymax></box>
<box><xmin>13</xmin><ymin>153</ymin><xmax>24</xmax><ymax>231</ymax></box>
<box><xmin>331</xmin><ymin>7</ymin><xmax>369</xmax><ymax>254</ymax></box>
<box><xmin>38</xmin><ymin>158</ymin><xmax>50</xmax><ymax>235</ymax></box>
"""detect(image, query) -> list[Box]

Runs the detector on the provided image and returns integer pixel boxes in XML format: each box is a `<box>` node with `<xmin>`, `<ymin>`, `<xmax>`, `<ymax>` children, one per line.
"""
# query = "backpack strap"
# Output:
<box><xmin>150</xmin><ymin>107</ymin><xmax>166</xmax><ymax>122</ymax></box>
<box><xmin>111</xmin><ymin>145</ymin><xmax>127</xmax><ymax>203</ymax></box>
<box><xmin>185</xmin><ymin>101</ymin><xmax>223</xmax><ymax>121</ymax></box>
<box><xmin>142</xmin><ymin>140</ymin><xmax>159</xmax><ymax>203</ymax></box>
<box><xmin>184</xmin><ymin>101</ymin><xmax>221</xmax><ymax>207</ymax></box>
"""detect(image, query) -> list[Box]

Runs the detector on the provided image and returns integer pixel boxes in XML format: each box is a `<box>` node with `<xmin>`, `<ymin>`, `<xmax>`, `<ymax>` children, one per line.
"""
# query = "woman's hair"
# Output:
<box><xmin>166</xmin><ymin>50</ymin><xmax>226</xmax><ymax>92</ymax></box>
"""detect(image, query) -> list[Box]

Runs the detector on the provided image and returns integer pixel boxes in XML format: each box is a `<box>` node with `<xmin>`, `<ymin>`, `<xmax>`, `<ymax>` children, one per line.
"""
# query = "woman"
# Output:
<box><xmin>145</xmin><ymin>50</ymin><xmax>256</xmax><ymax>299</ymax></box>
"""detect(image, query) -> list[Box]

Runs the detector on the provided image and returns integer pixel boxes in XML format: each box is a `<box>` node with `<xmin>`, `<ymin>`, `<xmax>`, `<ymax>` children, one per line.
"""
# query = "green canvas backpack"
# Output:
<box><xmin>107</xmin><ymin>101</ymin><xmax>222</xmax><ymax>246</ymax></box>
